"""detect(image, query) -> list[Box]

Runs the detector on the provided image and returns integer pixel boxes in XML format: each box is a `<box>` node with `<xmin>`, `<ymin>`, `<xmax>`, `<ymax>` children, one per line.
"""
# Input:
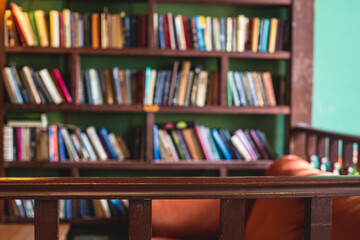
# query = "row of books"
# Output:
<box><xmin>153</xmin><ymin>121</ymin><xmax>276</xmax><ymax>161</ymax></box>
<box><xmin>144</xmin><ymin>61</ymin><xmax>218</xmax><ymax>106</ymax></box>
<box><xmin>3</xmin><ymin>116</ymin><xmax>131</xmax><ymax>162</ymax></box>
<box><xmin>227</xmin><ymin>71</ymin><xmax>276</xmax><ymax>107</ymax></box>
<box><xmin>78</xmin><ymin>199</ymin><xmax>128</xmax><ymax>219</ymax></box>
<box><xmin>6</xmin><ymin>3</ymin><xmax>147</xmax><ymax>48</ymax></box>
<box><xmin>2</xmin><ymin>64</ymin><xmax>72</xmax><ymax>104</ymax></box>
<box><xmin>6</xmin><ymin>199</ymin><xmax>72</xmax><ymax>219</ymax></box>
<box><xmin>154</xmin><ymin>13</ymin><xmax>289</xmax><ymax>53</ymax></box>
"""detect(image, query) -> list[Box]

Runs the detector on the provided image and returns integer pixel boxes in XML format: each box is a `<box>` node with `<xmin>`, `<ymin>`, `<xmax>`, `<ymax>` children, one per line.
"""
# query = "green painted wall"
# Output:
<box><xmin>313</xmin><ymin>0</ymin><xmax>360</xmax><ymax>135</ymax></box>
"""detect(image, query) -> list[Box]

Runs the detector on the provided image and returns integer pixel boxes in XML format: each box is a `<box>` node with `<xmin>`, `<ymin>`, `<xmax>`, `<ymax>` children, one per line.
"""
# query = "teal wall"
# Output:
<box><xmin>313</xmin><ymin>0</ymin><xmax>360</xmax><ymax>135</ymax></box>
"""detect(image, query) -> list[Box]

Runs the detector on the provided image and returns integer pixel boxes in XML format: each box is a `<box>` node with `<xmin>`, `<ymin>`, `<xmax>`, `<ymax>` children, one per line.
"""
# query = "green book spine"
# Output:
<box><xmin>170</xmin><ymin>130</ymin><xmax>186</xmax><ymax>160</ymax></box>
<box><xmin>227</xmin><ymin>71</ymin><xmax>232</xmax><ymax>106</ymax></box>
<box><xmin>29</xmin><ymin>11</ymin><xmax>40</xmax><ymax>46</ymax></box>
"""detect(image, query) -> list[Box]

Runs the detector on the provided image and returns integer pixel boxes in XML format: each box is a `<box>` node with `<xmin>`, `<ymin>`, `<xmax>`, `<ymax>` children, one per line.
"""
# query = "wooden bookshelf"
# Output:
<box><xmin>0</xmin><ymin>0</ymin><xmax>313</xmax><ymax>225</ymax></box>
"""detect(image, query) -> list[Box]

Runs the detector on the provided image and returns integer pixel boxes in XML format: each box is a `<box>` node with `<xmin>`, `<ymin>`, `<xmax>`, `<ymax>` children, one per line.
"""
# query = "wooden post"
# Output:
<box><xmin>219</xmin><ymin>199</ymin><xmax>245</xmax><ymax>240</ymax></box>
<box><xmin>219</xmin><ymin>56</ymin><xmax>229</xmax><ymax>106</ymax></box>
<box><xmin>147</xmin><ymin>0</ymin><xmax>155</xmax><ymax>49</ymax></box>
<box><xmin>129</xmin><ymin>200</ymin><xmax>152</xmax><ymax>240</ymax></box>
<box><xmin>304</xmin><ymin>197</ymin><xmax>332</xmax><ymax>240</ymax></box>
<box><xmin>342</xmin><ymin>140</ymin><xmax>354</xmax><ymax>175</ymax></box>
<box><xmin>328</xmin><ymin>138</ymin><xmax>339</xmax><ymax>172</ymax></box>
<box><xmin>305</xmin><ymin>134</ymin><xmax>316</xmax><ymax>162</ymax></box>
<box><xmin>145</xmin><ymin>112</ymin><xmax>155</xmax><ymax>163</ymax></box>
<box><xmin>35</xmin><ymin>200</ymin><xmax>59</xmax><ymax>240</ymax></box>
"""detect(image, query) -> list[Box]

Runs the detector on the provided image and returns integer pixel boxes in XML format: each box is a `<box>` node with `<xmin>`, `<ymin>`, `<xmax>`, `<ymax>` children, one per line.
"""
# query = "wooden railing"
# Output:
<box><xmin>1</xmin><ymin>176</ymin><xmax>360</xmax><ymax>240</ymax></box>
<box><xmin>293</xmin><ymin>123</ymin><xmax>360</xmax><ymax>174</ymax></box>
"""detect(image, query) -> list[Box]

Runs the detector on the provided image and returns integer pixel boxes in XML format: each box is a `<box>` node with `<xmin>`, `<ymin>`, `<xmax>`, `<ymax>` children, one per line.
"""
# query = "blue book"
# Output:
<box><xmin>153</xmin><ymin>125</ymin><xmax>160</xmax><ymax>161</ymax></box>
<box><xmin>58</xmin><ymin>126</ymin><xmax>66</xmax><ymax>162</ymax></box>
<box><xmin>144</xmin><ymin>67</ymin><xmax>151</xmax><ymax>105</ymax></box>
<box><xmin>153</xmin><ymin>70</ymin><xmax>162</xmax><ymax>105</ymax></box>
<box><xmin>258</xmin><ymin>19</ymin><xmax>264</xmax><ymax>51</ymax></box>
<box><xmin>97</xmin><ymin>70</ymin><xmax>107</xmax><ymax>103</ymax></box>
<box><xmin>48</xmin><ymin>126</ymin><xmax>55</xmax><ymax>163</ymax></box>
<box><xmin>234</xmin><ymin>72</ymin><xmax>248</xmax><ymax>106</ymax></box>
<box><xmin>220</xmin><ymin>18</ymin><xmax>226</xmax><ymax>51</ymax></box>
<box><xmin>78</xmin><ymin>200</ymin><xmax>86</xmax><ymax>218</ymax></box>
<box><xmin>109</xmin><ymin>199</ymin><xmax>127</xmax><ymax>216</ymax></box>
<box><xmin>211</xmin><ymin>129</ymin><xmax>232</xmax><ymax>160</ymax></box>
<box><xmin>98</xmin><ymin>127</ymin><xmax>118</xmax><ymax>159</ymax></box>
<box><xmin>65</xmin><ymin>199</ymin><xmax>72</xmax><ymax>219</ymax></box>
<box><xmin>246</xmin><ymin>72</ymin><xmax>259</xmax><ymax>106</ymax></box>
<box><xmin>87</xmin><ymin>200</ymin><xmax>94</xmax><ymax>216</ymax></box>
<box><xmin>30</xmin><ymin>68</ymin><xmax>49</xmax><ymax>103</ymax></box>
<box><xmin>162</xmin><ymin>71</ymin><xmax>172</xmax><ymax>105</ymax></box>
<box><xmin>70</xmin><ymin>13</ymin><xmax>76</xmax><ymax>47</ymax></box>
<box><xmin>112</xmin><ymin>67</ymin><xmax>122</xmax><ymax>104</ymax></box>
<box><xmin>124</xmin><ymin>15</ymin><xmax>131</xmax><ymax>47</ymax></box>
<box><xmin>8</xmin><ymin>67</ymin><xmax>24</xmax><ymax>104</ymax></box>
<box><xmin>84</xmin><ymin>69</ymin><xmax>93</xmax><ymax>104</ymax></box>
<box><xmin>14</xmin><ymin>200</ymin><xmax>25</xmax><ymax>217</ymax></box>
<box><xmin>195</xmin><ymin>16</ymin><xmax>205</xmax><ymax>51</ymax></box>
<box><xmin>261</xmin><ymin>19</ymin><xmax>270</xmax><ymax>52</ymax></box>
<box><xmin>172</xmin><ymin>73</ymin><xmax>181</xmax><ymax>106</ymax></box>
<box><xmin>158</xmin><ymin>15</ymin><xmax>166</xmax><ymax>49</ymax></box>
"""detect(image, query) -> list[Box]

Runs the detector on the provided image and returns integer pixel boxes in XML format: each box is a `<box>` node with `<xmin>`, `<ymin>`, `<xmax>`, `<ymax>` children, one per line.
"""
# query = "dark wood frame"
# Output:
<box><xmin>0</xmin><ymin>176</ymin><xmax>358</xmax><ymax>240</ymax></box>
<box><xmin>0</xmin><ymin>0</ymin><xmax>314</xmax><ymax>223</ymax></box>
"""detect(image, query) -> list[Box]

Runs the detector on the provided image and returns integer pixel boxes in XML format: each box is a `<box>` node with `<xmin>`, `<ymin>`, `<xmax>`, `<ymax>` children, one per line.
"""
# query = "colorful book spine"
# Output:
<box><xmin>98</xmin><ymin>127</ymin><xmax>118</xmax><ymax>160</ymax></box>
<box><xmin>52</xmin><ymin>69</ymin><xmax>73</xmax><ymax>103</ymax></box>
<box><xmin>211</xmin><ymin>129</ymin><xmax>231</xmax><ymax>160</ymax></box>
<box><xmin>153</xmin><ymin>125</ymin><xmax>160</xmax><ymax>161</ymax></box>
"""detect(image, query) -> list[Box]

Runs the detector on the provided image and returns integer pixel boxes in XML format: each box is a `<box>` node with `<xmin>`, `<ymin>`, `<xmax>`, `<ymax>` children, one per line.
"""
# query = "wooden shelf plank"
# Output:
<box><xmin>4</xmin><ymin>104</ymin><xmax>290</xmax><ymax>115</ymax></box>
<box><xmin>4</xmin><ymin>160</ymin><xmax>273</xmax><ymax>170</ymax></box>
<box><xmin>4</xmin><ymin>216</ymin><xmax>126</xmax><ymax>225</ymax></box>
<box><xmin>157</xmin><ymin>106</ymin><xmax>291</xmax><ymax>114</ymax></box>
<box><xmin>4</xmin><ymin>47</ymin><xmax>291</xmax><ymax>59</ymax></box>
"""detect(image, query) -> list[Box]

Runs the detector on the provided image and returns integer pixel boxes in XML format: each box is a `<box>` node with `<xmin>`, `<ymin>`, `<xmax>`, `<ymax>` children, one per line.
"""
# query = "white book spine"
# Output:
<box><xmin>205</xmin><ymin>16</ymin><xmax>213</xmax><ymax>51</ymax></box>
<box><xmin>80</xmin><ymin>132</ymin><xmax>97</xmax><ymax>161</ymax></box>
<box><xmin>89</xmin><ymin>68</ymin><xmax>102</xmax><ymax>105</ymax></box>
<box><xmin>61</xmin><ymin>128</ymin><xmax>80</xmax><ymax>162</ymax></box>
<box><xmin>22</xmin><ymin>66</ymin><xmax>41</xmax><ymax>104</ymax></box>
<box><xmin>148</xmin><ymin>69</ymin><xmax>157</xmax><ymax>105</ymax></box>
<box><xmin>38</xmin><ymin>69</ymin><xmax>63</xmax><ymax>104</ymax></box>
<box><xmin>4</xmin><ymin>126</ymin><xmax>14</xmax><ymax>162</ymax></box>
<box><xmin>237</xmin><ymin>15</ymin><xmax>247</xmax><ymax>52</ymax></box>
<box><xmin>2</xmin><ymin>67</ymin><xmax>18</xmax><ymax>104</ymax></box>
<box><xmin>231</xmin><ymin>135</ymin><xmax>251</xmax><ymax>161</ymax></box>
<box><xmin>86</xmin><ymin>126</ymin><xmax>108</xmax><ymax>160</ymax></box>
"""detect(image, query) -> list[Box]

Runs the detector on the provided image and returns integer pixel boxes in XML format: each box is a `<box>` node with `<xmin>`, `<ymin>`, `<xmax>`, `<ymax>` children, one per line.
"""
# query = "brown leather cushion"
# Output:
<box><xmin>152</xmin><ymin>199</ymin><xmax>219</xmax><ymax>240</ymax></box>
<box><xmin>245</xmin><ymin>155</ymin><xmax>360</xmax><ymax>240</ymax></box>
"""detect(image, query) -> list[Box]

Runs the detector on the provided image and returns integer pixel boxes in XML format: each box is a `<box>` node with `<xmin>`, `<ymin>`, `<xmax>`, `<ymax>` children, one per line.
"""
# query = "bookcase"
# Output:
<box><xmin>0</xmin><ymin>0</ymin><xmax>313</xmax><ymax>226</ymax></box>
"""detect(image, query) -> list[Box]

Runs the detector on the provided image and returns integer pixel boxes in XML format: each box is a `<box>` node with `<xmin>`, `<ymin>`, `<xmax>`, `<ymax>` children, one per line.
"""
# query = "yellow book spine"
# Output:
<box><xmin>268</xmin><ymin>18</ymin><xmax>279</xmax><ymax>53</ymax></box>
<box><xmin>49</xmin><ymin>10</ymin><xmax>60</xmax><ymax>48</ymax></box>
<box><xmin>34</xmin><ymin>10</ymin><xmax>49</xmax><ymax>47</ymax></box>
<box><xmin>251</xmin><ymin>17</ymin><xmax>260</xmax><ymax>53</ymax></box>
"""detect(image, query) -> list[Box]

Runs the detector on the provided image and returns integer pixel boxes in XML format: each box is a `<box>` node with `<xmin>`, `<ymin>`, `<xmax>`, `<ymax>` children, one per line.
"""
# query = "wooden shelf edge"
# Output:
<box><xmin>4</xmin><ymin>160</ymin><xmax>273</xmax><ymax>170</ymax></box>
<box><xmin>4</xmin><ymin>47</ymin><xmax>291</xmax><ymax>59</ymax></box>
<box><xmin>4</xmin><ymin>104</ymin><xmax>290</xmax><ymax>115</ymax></box>
<box><xmin>156</xmin><ymin>0</ymin><xmax>291</xmax><ymax>6</ymax></box>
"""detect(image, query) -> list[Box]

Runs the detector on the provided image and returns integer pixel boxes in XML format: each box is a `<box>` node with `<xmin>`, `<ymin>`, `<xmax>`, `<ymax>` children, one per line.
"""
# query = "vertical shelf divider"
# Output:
<box><xmin>220</xmin><ymin>56</ymin><xmax>229</xmax><ymax>106</ymax></box>
<box><xmin>147</xmin><ymin>0</ymin><xmax>156</xmax><ymax>49</ymax></box>
<box><xmin>68</xmin><ymin>53</ymin><xmax>81</xmax><ymax>105</ymax></box>
<box><xmin>145</xmin><ymin>112</ymin><xmax>155</xmax><ymax>163</ymax></box>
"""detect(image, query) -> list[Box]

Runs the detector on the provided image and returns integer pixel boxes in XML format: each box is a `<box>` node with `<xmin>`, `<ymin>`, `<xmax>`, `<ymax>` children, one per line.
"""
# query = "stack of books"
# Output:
<box><xmin>3</xmin><ymin>115</ymin><xmax>131</xmax><ymax>162</ymax></box>
<box><xmin>153</xmin><ymin>121</ymin><xmax>276</xmax><ymax>162</ymax></box>
<box><xmin>2</xmin><ymin>64</ymin><xmax>72</xmax><ymax>104</ymax></box>
<box><xmin>78</xmin><ymin>199</ymin><xmax>128</xmax><ymax>219</ymax></box>
<box><xmin>227</xmin><ymin>71</ymin><xmax>276</xmax><ymax>107</ymax></box>
<box><xmin>5</xmin><ymin>3</ymin><xmax>147</xmax><ymax>48</ymax></box>
<box><xmin>154</xmin><ymin>13</ymin><xmax>288</xmax><ymax>53</ymax></box>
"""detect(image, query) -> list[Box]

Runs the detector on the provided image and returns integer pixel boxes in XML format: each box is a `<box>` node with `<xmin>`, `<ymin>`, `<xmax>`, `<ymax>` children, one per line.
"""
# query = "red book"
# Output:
<box><xmin>52</xmin><ymin>69</ymin><xmax>73</xmax><ymax>103</ymax></box>
<box><xmin>137</xmin><ymin>70</ymin><xmax>144</xmax><ymax>104</ymax></box>
<box><xmin>182</xmin><ymin>16</ymin><xmax>191</xmax><ymax>49</ymax></box>
<box><xmin>138</xmin><ymin>15</ymin><xmax>147</xmax><ymax>48</ymax></box>
<box><xmin>59</xmin><ymin>12</ymin><xmax>65</xmax><ymax>47</ymax></box>
<box><xmin>246</xmin><ymin>18</ymin><xmax>253</xmax><ymax>50</ymax></box>
<box><xmin>249</xmin><ymin>129</ymin><xmax>269</xmax><ymax>159</ymax></box>
<box><xmin>194</xmin><ymin>126</ymin><xmax>210</xmax><ymax>160</ymax></box>
<box><xmin>163</xmin><ymin>16</ymin><xmax>170</xmax><ymax>49</ymax></box>
<box><xmin>10</xmin><ymin>3</ymin><xmax>26</xmax><ymax>46</ymax></box>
